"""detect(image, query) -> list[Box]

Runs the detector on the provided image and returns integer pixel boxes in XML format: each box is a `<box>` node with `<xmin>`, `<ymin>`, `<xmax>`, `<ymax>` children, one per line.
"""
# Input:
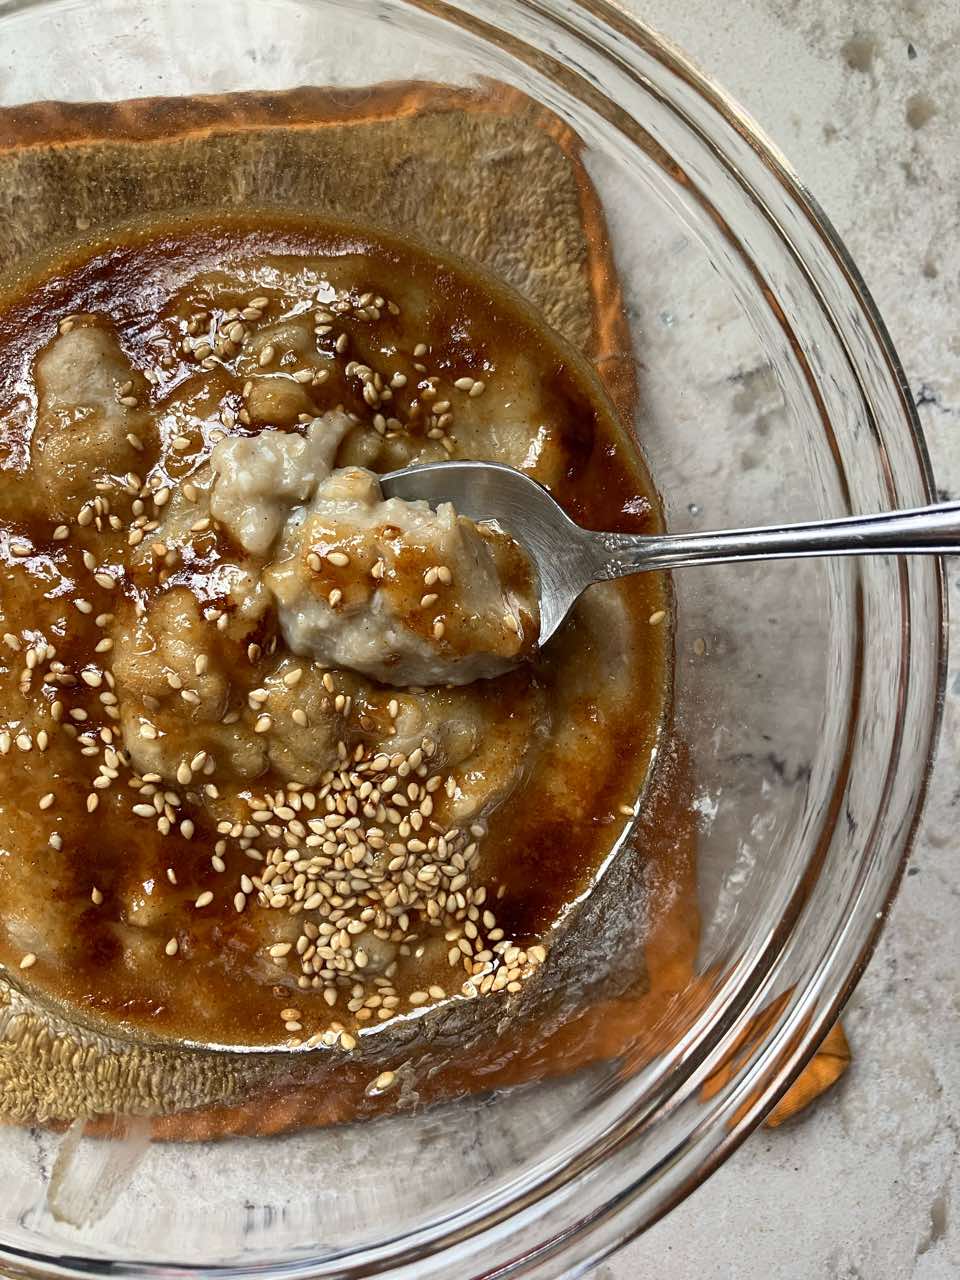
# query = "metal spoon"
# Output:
<box><xmin>381</xmin><ymin>460</ymin><xmax>958</xmax><ymax>645</ymax></box>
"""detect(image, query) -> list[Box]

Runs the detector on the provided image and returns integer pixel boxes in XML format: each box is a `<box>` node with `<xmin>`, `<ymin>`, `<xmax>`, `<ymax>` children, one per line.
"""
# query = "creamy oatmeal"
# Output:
<box><xmin>0</xmin><ymin>216</ymin><xmax>666</xmax><ymax>1049</ymax></box>
<box><xmin>212</xmin><ymin>415</ymin><xmax>539</xmax><ymax>685</ymax></box>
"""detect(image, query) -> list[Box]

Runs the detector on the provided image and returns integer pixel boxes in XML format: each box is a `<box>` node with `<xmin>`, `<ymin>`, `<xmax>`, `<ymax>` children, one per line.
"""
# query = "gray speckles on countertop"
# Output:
<box><xmin>605</xmin><ymin>2</ymin><xmax>959</xmax><ymax>1278</ymax></box>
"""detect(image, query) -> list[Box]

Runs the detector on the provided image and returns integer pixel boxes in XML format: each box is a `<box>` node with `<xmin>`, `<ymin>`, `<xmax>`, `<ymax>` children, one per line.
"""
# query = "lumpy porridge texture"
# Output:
<box><xmin>0</xmin><ymin>217</ymin><xmax>666</xmax><ymax>1049</ymax></box>
<box><xmin>212</xmin><ymin>414</ymin><xmax>539</xmax><ymax>685</ymax></box>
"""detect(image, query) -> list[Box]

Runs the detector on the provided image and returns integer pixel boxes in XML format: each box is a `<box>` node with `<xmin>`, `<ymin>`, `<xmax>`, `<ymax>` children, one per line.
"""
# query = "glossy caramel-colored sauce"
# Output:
<box><xmin>0</xmin><ymin>214</ymin><xmax>668</xmax><ymax>1049</ymax></box>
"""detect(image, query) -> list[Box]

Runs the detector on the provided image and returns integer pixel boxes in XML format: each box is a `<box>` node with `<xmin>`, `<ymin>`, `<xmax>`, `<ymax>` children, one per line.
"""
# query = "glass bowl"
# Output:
<box><xmin>0</xmin><ymin>0</ymin><xmax>943</xmax><ymax>1276</ymax></box>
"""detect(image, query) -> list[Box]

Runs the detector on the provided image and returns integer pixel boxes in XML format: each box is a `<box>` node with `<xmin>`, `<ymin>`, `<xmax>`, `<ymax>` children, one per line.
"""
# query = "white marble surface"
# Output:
<box><xmin>600</xmin><ymin>2</ymin><xmax>959</xmax><ymax>1277</ymax></box>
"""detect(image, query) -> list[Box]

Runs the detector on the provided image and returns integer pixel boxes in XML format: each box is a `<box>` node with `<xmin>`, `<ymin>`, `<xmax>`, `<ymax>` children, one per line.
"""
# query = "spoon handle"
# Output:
<box><xmin>593</xmin><ymin>501</ymin><xmax>960</xmax><ymax>576</ymax></box>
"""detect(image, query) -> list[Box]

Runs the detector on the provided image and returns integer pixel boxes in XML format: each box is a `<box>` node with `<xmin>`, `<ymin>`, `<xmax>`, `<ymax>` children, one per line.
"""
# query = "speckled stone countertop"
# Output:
<box><xmin>602</xmin><ymin>2</ymin><xmax>959</xmax><ymax>1277</ymax></box>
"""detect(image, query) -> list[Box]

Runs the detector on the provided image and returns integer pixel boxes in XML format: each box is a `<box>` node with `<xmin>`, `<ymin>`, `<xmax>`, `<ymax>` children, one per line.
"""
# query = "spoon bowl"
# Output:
<box><xmin>381</xmin><ymin>460</ymin><xmax>600</xmax><ymax>644</ymax></box>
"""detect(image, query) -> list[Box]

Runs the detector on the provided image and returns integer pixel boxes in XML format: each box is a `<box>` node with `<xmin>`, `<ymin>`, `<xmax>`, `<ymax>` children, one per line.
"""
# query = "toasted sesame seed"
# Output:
<box><xmin>165</xmin><ymin>937</ymin><xmax>179</xmax><ymax>957</ymax></box>
<box><xmin>648</xmin><ymin>609</ymin><xmax>666</xmax><ymax>625</ymax></box>
<box><xmin>19</xmin><ymin>953</ymin><xmax>37</xmax><ymax>970</ymax></box>
<box><xmin>326</xmin><ymin>550</ymin><xmax>350</xmax><ymax>567</ymax></box>
<box><xmin>258</xmin><ymin>344</ymin><xmax>276</xmax><ymax>367</ymax></box>
<box><xmin>366</xmin><ymin>1069</ymin><xmax>396</xmax><ymax>1095</ymax></box>
<box><xmin>91</xmin><ymin>886</ymin><xmax>103</xmax><ymax>905</ymax></box>
<box><xmin>195</xmin><ymin>891</ymin><xmax>214</xmax><ymax>908</ymax></box>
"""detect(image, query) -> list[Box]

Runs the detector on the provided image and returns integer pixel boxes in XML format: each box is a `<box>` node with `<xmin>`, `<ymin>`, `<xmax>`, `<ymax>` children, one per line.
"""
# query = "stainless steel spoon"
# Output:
<box><xmin>381</xmin><ymin>460</ymin><xmax>958</xmax><ymax>645</ymax></box>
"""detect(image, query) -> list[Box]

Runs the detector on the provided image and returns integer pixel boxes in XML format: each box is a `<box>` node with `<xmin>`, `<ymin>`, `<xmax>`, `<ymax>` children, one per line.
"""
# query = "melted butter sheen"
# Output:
<box><xmin>0</xmin><ymin>214</ymin><xmax>667</xmax><ymax>1048</ymax></box>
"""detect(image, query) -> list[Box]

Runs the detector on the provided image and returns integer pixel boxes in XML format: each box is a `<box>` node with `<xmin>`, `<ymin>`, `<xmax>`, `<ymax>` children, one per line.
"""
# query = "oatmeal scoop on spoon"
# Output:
<box><xmin>211</xmin><ymin>415</ymin><xmax>540</xmax><ymax>687</ymax></box>
<box><xmin>382</xmin><ymin>457</ymin><xmax>960</xmax><ymax>643</ymax></box>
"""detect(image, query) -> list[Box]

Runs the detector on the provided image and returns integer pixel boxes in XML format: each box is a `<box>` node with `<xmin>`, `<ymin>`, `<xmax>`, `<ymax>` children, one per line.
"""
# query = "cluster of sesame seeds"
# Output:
<box><xmin>116</xmin><ymin>379</ymin><xmax>140</xmax><ymax>409</ymax></box>
<box><xmin>0</xmin><ymin>623</ymin><xmax>125</xmax><ymax>774</ymax></box>
<box><xmin>171</xmin><ymin>281</ymin><xmax>492</xmax><ymax>471</ymax></box>
<box><xmin>316</xmin><ymin>289</ymin><xmax>400</xmax><ymax>332</ymax></box>
<box><xmin>453</xmin><ymin>375</ymin><xmax>487</xmax><ymax>398</ymax></box>
<box><xmin>188</xmin><ymin>734</ymin><xmax>547</xmax><ymax>1047</ymax></box>
<box><xmin>344</xmin><ymin>360</ymin><xmax>395</xmax><ymax>415</ymax></box>
<box><xmin>409</xmin><ymin>374</ymin><xmax>456</xmax><ymax>454</ymax></box>
<box><xmin>180</xmin><ymin>296</ymin><xmax>271</xmax><ymax>368</ymax></box>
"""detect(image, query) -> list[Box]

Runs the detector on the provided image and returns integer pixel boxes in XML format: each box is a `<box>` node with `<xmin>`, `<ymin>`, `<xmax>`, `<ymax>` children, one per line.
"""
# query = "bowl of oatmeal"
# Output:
<box><xmin>0</xmin><ymin>216</ymin><xmax>666</xmax><ymax>1051</ymax></box>
<box><xmin>0</xmin><ymin>1</ymin><xmax>942</xmax><ymax>1277</ymax></box>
